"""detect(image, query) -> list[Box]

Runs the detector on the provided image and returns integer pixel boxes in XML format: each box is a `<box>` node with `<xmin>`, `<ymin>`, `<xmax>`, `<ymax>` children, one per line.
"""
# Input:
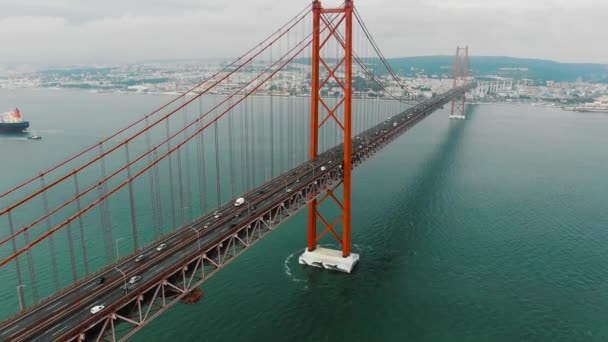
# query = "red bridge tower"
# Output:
<box><xmin>450</xmin><ymin>46</ymin><xmax>469</xmax><ymax>120</ymax></box>
<box><xmin>299</xmin><ymin>0</ymin><xmax>359</xmax><ymax>273</ymax></box>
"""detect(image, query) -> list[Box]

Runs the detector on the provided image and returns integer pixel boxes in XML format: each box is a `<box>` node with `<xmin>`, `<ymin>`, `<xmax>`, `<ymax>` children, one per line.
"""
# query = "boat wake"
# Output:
<box><xmin>0</xmin><ymin>137</ymin><xmax>28</xmax><ymax>141</ymax></box>
<box><xmin>283</xmin><ymin>250</ymin><xmax>308</xmax><ymax>286</ymax></box>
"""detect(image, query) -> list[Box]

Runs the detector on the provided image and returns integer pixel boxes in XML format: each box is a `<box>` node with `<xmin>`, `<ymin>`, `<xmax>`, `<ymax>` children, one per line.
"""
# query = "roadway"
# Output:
<box><xmin>0</xmin><ymin>83</ymin><xmax>475</xmax><ymax>341</ymax></box>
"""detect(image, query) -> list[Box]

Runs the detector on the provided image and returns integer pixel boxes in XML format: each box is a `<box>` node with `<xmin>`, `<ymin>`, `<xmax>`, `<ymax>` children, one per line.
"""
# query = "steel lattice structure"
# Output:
<box><xmin>308</xmin><ymin>0</ymin><xmax>354</xmax><ymax>257</ymax></box>
<box><xmin>450</xmin><ymin>46</ymin><xmax>470</xmax><ymax>119</ymax></box>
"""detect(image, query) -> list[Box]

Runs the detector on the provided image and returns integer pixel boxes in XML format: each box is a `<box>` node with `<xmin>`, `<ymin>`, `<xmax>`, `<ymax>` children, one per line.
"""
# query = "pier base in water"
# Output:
<box><xmin>299</xmin><ymin>247</ymin><xmax>359</xmax><ymax>273</ymax></box>
<box><xmin>449</xmin><ymin>115</ymin><xmax>465</xmax><ymax>120</ymax></box>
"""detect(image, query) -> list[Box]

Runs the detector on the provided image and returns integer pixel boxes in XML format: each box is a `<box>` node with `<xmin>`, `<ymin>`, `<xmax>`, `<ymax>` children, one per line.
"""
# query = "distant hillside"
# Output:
<box><xmin>386</xmin><ymin>56</ymin><xmax>608</xmax><ymax>83</ymax></box>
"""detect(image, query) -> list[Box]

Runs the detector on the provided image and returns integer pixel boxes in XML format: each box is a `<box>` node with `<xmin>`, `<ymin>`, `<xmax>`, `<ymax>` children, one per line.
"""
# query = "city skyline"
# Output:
<box><xmin>0</xmin><ymin>0</ymin><xmax>607</xmax><ymax>67</ymax></box>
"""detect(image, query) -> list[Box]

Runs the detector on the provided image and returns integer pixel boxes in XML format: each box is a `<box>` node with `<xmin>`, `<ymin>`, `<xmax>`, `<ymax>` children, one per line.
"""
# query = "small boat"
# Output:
<box><xmin>28</xmin><ymin>132</ymin><xmax>42</xmax><ymax>140</ymax></box>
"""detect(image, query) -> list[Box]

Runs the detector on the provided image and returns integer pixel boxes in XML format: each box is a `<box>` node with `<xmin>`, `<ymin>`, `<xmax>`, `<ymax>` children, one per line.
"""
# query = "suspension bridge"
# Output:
<box><xmin>0</xmin><ymin>1</ymin><xmax>476</xmax><ymax>341</ymax></box>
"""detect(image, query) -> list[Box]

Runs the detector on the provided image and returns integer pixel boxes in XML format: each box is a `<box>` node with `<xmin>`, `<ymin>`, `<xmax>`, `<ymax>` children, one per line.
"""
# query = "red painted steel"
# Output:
<box><xmin>307</xmin><ymin>0</ymin><xmax>321</xmax><ymax>252</ymax></box>
<box><xmin>450</xmin><ymin>46</ymin><xmax>470</xmax><ymax>118</ymax></box>
<box><xmin>343</xmin><ymin>0</ymin><xmax>353</xmax><ymax>257</ymax></box>
<box><xmin>307</xmin><ymin>0</ymin><xmax>354</xmax><ymax>257</ymax></box>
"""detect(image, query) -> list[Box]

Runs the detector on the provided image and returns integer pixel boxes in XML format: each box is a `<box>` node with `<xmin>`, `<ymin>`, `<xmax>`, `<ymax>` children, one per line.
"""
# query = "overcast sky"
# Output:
<box><xmin>0</xmin><ymin>0</ymin><xmax>606</xmax><ymax>67</ymax></box>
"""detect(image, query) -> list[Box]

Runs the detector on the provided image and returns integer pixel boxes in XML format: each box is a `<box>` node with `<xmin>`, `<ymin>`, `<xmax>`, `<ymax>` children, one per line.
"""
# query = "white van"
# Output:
<box><xmin>234</xmin><ymin>197</ymin><xmax>245</xmax><ymax>207</ymax></box>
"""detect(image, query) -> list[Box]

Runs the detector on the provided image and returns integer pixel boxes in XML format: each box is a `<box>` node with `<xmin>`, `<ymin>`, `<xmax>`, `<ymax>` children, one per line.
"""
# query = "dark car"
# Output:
<box><xmin>96</xmin><ymin>276</ymin><xmax>105</xmax><ymax>285</ymax></box>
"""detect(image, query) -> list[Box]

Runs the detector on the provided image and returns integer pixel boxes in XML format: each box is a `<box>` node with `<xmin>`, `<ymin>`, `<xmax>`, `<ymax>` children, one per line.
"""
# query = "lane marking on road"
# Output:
<box><xmin>52</xmin><ymin>325</ymin><xmax>69</xmax><ymax>336</ymax></box>
<box><xmin>45</xmin><ymin>301</ymin><xmax>63</xmax><ymax>311</ymax></box>
<box><xmin>47</xmin><ymin>323</ymin><xmax>62</xmax><ymax>333</ymax></box>
<box><xmin>2</xmin><ymin>324</ymin><xmax>25</xmax><ymax>335</ymax></box>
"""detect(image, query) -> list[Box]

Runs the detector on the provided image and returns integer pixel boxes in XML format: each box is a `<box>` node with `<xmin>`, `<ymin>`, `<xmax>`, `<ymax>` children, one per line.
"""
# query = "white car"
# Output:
<box><xmin>320</xmin><ymin>166</ymin><xmax>327</xmax><ymax>171</ymax></box>
<box><xmin>214</xmin><ymin>211</ymin><xmax>222</xmax><ymax>219</ymax></box>
<box><xmin>129</xmin><ymin>276</ymin><xmax>141</xmax><ymax>284</ymax></box>
<box><xmin>90</xmin><ymin>305</ymin><xmax>105</xmax><ymax>315</ymax></box>
<box><xmin>135</xmin><ymin>255</ymin><xmax>145</xmax><ymax>262</ymax></box>
<box><xmin>234</xmin><ymin>197</ymin><xmax>245</xmax><ymax>207</ymax></box>
<box><xmin>156</xmin><ymin>243</ymin><xmax>166</xmax><ymax>252</ymax></box>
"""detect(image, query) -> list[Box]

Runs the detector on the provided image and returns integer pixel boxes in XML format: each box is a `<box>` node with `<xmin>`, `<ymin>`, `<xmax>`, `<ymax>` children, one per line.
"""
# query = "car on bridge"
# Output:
<box><xmin>156</xmin><ymin>243</ymin><xmax>167</xmax><ymax>252</ymax></box>
<box><xmin>135</xmin><ymin>254</ymin><xmax>146</xmax><ymax>262</ymax></box>
<box><xmin>90</xmin><ymin>305</ymin><xmax>105</xmax><ymax>315</ymax></box>
<box><xmin>129</xmin><ymin>276</ymin><xmax>141</xmax><ymax>284</ymax></box>
<box><xmin>234</xmin><ymin>197</ymin><xmax>245</xmax><ymax>207</ymax></box>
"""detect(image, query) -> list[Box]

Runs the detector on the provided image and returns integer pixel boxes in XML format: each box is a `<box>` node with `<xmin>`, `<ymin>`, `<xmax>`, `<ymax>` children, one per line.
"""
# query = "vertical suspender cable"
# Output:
<box><xmin>269</xmin><ymin>49</ymin><xmax>275</xmax><ymax>179</ymax></box>
<box><xmin>214</xmin><ymin>106</ymin><xmax>222</xmax><ymax>208</ymax></box>
<box><xmin>73</xmin><ymin>174</ymin><xmax>89</xmax><ymax>274</ymax></box>
<box><xmin>183</xmin><ymin>98</ymin><xmax>193</xmax><ymax>222</ymax></box>
<box><xmin>197</xmin><ymin>96</ymin><xmax>207</xmax><ymax>216</ymax></box>
<box><xmin>259</xmin><ymin>94</ymin><xmax>266</xmax><ymax>181</ymax></box>
<box><xmin>22</xmin><ymin>219</ymin><xmax>38</xmax><ymax>302</ymax></box>
<box><xmin>98</xmin><ymin>144</ymin><xmax>114</xmax><ymax>263</ymax></box>
<box><xmin>287</xmin><ymin>28</ymin><xmax>293</xmax><ymax>169</ymax></box>
<box><xmin>278</xmin><ymin>92</ymin><xmax>284</xmax><ymax>174</ymax></box>
<box><xmin>176</xmin><ymin>144</ymin><xmax>185</xmax><ymax>225</ymax></box>
<box><xmin>244</xmin><ymin>98</ymin><xmax>250</xmax><ymax>191</ymax></box>
<box><xmin>153</xmin><ymin>149</ymin><xmax>164</xmax><ymax>235</ymax></box>
<box><xmin>239</xmin><ymin>97</ymin><xmax>246</xmax><ymax>194</ymax></box>
<box><xmin>125</xmin><ymin>143</ymin><xmax>139</xmax><ymax>251</ymax></box>
<box><xmin>250</xmin><ymin>99</ymin><xmax>256</xmax><ymax>186</ymax></box>
<box><xmin>145</xmin><ymin>117</ymin><xmax>160</xmax><ymax>238</ymax></box>
<box><xmin>7</xmin><ymin>212</ymin><xmax>25</xmax><ymax>304</ymax></box>
<box><xmin>65</xmin><ymin>222</ymin><xmax>78</xmax><ymax>282</ymax></box>
<box><xmin>228</xmin><ymin>98</ymin><xmax>236</xmax><ymax>199</ymax></box>
<box><xmin>165</xmin><ymin>120</ymin><xmax>177</xmax><ymax>228</ymax></box>
<box><xmin>40</xmin><ymin>176</ymin><xmax>59</xmax><ymax>290</ymax></box>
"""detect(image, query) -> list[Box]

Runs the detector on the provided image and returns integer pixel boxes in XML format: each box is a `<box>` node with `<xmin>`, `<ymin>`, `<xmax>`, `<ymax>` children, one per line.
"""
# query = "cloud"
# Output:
<box><xmin>0</xmin><ymin>0</ymin><xmax>606</xmax><ymax>67</ymax></box>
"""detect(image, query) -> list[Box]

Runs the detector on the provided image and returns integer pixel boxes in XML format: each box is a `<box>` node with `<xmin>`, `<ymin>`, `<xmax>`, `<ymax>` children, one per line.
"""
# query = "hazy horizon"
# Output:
<box><xmin>2</xmin><ymin>55</ymin><xmax>607</xmax><ymax>72</ymax></box>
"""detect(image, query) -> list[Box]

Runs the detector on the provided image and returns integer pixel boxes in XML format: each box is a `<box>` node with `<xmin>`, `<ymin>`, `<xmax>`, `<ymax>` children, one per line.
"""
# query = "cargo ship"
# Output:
<box><xmin>0</xmin><ymin>108</ymin><xmax>29</xmax><ymax>132</ymax></box>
